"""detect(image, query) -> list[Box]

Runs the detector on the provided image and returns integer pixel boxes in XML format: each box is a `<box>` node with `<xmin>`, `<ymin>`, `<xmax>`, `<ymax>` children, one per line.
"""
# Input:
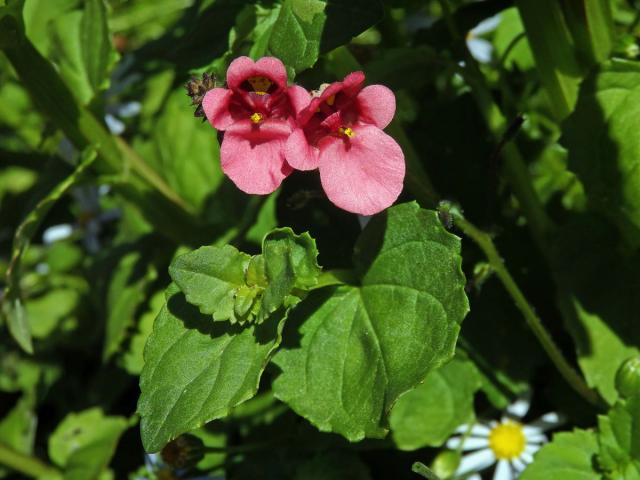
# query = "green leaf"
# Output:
<box><xmin>0</xmin><ymin>393</ymin><xmax>36</xmax><ymax>454</ymax></box>
<box><xmin>121</xmin><ymin>290</ymin><xmax>164</xmax><ymax>375</ymax></box>
<box><xmin>81</xmin><ymin>0</ymin><xmax>115</xmax><ymax>93</ymax></box>
<box><xmin>103</xmin><ymin>250</ymin><xmax>157</xmax><ymax>360</ymax></box>
<box><xmin>552</xmin><ymin>215</ymin><xmax>640</xmax><ymax>403</ymax></box>
<box><xmin>0</xmin><ymin>148</ymin><xmax>95</xmax><ymax>354</ymax></box>
<box><xmin>390</xmin><ymin>357</ymin><xmax>481</xmax><ymax>450</ymax></box>
<box><xmin>273</xmin><ymin>203</ymin><xmax>468</xmax><ymax>441</ymax></box>
<box><xmin>133</xmin><ymin>87</ymin><xmax>224</xmax><ymax>216</ymax></box>
<box><xmin>138</xmin><ymin>284</ymin><xmax>285</xmax><ymax>452</ymax></box>
<box><xmin>597</xmin><ymin>395</ymin><xmax>640</xmax><ymax>478</ymax></box>
<box><xmin>562</xmin><ymin>60</ymin><xmax>640</xmax><ymax>248</ymax></box>
<box><xmin>170</xmin><ymin>229</ymin><xmax>320</xmax><ymax>325</ymax></box>
<box><xmin>48</xmin><ymin>0</ymin><xmax>117</xmax><ymax>104</ymax></box>
<box><xmin>268</xmin><ymin>0</ymin><xmax>383</xmax><ymax>75</ymax></box>
<box><xmin>48</xmin><ymin>408</ymin><xmax>129</xmax><ymax>480</ymax></box>
<box><xmin>169</xmin><ymin>244</ymin><xmax>252</xmax><ymax>324</ymax></box>
<box><xmin>520</xmin><ymin>429</ymin><xmax>600</xmax><ymax>480</ymax></box>
<box><xmin>259</xmin><ymin>228</ymin><xmax>321</xmax><ymax>322</ymax></box>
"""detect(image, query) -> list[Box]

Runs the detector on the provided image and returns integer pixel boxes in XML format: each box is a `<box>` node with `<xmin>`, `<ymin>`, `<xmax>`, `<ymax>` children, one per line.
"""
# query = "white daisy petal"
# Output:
<box><xmin>512</xmin><ymin>457</ymin><xmax>527</xmax><ymax>473</ymax></box>
<box><xmin>467</xmin><ymin>475</ymin><xmax>483</xmax><ymax>480</ymax></box>
<box><xmin>456</xmin><ymin>423</ymin><xmax>492</xmax><ymax>437</ymax></box>
<box><xmin>525</xmin><ymin>443</ymin><xmax>542</xmax><ymax>455</ymax></box>
<box><xmin>523</xmin><ymin>428</ymin><xmax>547</xmax><ymax>444</ymax></box>
<box><xmin>528</xmin><ymin>412</ymin><xmax>566</xmax><ymax>431</ymax></box>
<box><xmin>467</xmin><ymin>38</ymin><xmax>494</xmax><ymax>63</ymax></box>
<box><xmin>521</xmin><ymin>451</ymin><xmax>534</xmax><ymax>464</ymax></box>
<box><xmin>457</xmin><ymin>448</ymin><xmax>496</xmax><ymax>476</ymax></box>
<box><xmin>470</xmin><ymin>14</ymin><xmax>502</xmax><ymax>36</ymax></box>
<box><xmin>43</xmin><ymin>224</ymin><xmax>74</xmax><ymax>244</ymax></box>
<box><xmin>493</xmin><ymin>459</ymin><xmax>513</xmax><ymax>480</ymax></box>
<box><xmin>506</xmin><ymin>393</ymin><xmax>531</xmax><ymax>418</ymax></box>
<box><xmin>448</xmin><ymin>436</ymin><xmax>491</xmax><ymax>451</ymax></box>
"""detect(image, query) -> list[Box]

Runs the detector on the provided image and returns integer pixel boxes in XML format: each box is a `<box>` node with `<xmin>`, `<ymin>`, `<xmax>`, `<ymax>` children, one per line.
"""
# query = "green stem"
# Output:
<box><xmin>450</xmin><ymin>209</ymin><xmax>603</xmax><ymax>407</ymax></box>
<box><xmin>0</xmin><ymin>443</ymin><xmax>60</xmax><ymax>478</ymax></box>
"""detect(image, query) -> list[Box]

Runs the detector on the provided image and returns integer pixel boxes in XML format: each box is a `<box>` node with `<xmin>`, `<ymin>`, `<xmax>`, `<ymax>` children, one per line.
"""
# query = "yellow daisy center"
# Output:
<box><xmin>250</xmin><ymin>112</ymin><xmax>263</xmax><ymax>124</ymax></box>
<box><xmin>488</xmin><ymin>421</ymin><xmax>526</xmax><ymax>460</ymax></box>
<box><xmin>247</xmin><ymin>76</ymin><xmax>272</xmax><ymax>95</ymax></box>
<box><xmin>338</xmin><ymin>126</ymin><xmax>355</xmax><ymax>138</ymax></box>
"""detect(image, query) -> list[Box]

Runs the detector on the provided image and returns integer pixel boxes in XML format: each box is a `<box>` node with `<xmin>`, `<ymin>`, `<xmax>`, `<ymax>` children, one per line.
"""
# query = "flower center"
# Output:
<box><xmin>247</xmin><ymin>76</ymin><xmax>272</xmax><ymax>95</ymax></box>
<box><xmin>326</xmin><ymin>94</ymin><xmax>336</xmax><ymax>106</ymax></box>
<box><xmin>338</xmin><ymin>126</ymin><xmax>355</xmax><ymax>138</ymax></box>
<box><xmin>488</xmin><ymin>421</ymin><xmax>526</xmax><ymax>460</ymax></box>
<box><xmin>250</xmin><ymin>112</ymin><xmax>264</xmax><ymax>124</ymax></box>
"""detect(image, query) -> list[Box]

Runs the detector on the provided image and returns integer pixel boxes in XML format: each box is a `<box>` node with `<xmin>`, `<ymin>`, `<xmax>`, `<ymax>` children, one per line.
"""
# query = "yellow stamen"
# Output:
<box><xmin>326</xmin><ymin>94</ymin><xmax>336</xmax><ymax>106</ymax></box>
<box><xmin>338</xmin><ymin>127</ymin><xmax>355</xmax><ymax>138</ymax></box>
<box><xmin>488</xmin><ymin>421</ymin><xmax>526</xmax><ymax>460</ymax></box>
<box><xmin>247</xmin><ymin>76</ymin><xmax>272</xmax><ymax>95</ymax></box>
<box><xmin>250</xmin><ymin>112</ymin><xmax>263</xmax><ymax>124</ymax></box>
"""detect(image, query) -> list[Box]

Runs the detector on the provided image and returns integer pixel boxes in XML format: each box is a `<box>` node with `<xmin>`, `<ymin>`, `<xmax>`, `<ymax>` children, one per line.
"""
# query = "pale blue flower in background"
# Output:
<box><xmin>466</xmin><ymin>14</ymin><xmax>502</xmax><ymax>64</ymax></box>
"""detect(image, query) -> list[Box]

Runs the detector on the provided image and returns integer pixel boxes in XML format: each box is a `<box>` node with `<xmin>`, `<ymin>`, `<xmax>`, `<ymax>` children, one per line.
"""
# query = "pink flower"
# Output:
<box><xmin>202</xmin><ymin>56</ymin><xmax>310</xmax><ymax>194</ymax></box>
<box><xmin>285</xmin><ymin>71</ymin><xmax>405</xmax><ymax>215</ymax></box>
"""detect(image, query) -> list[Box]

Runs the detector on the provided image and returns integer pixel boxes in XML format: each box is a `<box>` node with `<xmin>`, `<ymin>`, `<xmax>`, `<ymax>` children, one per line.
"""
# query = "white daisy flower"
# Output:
<box><xmin>465</xmin><ymin>14</ymin><xmax>502</xmax><ymax>64</ymax></box>
<box><xmin>446</xmin><ymin>394</ymin><xmax>564</xmax><ymax>479</ymax></box>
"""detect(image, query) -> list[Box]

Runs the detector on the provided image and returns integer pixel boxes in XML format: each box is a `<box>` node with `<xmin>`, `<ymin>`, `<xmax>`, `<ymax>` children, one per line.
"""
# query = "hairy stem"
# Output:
<box><xmin>449</xmin><ymin>208</ymin><xmax>603</xmax><ymax>407</ymax></box>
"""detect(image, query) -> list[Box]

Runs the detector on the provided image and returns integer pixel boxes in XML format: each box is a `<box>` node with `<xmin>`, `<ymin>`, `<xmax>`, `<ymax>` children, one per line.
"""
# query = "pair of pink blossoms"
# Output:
<box><xmin>202</xmin><ymin>56</ymin><xmax>405</xmax><ymax>215</ymax></box>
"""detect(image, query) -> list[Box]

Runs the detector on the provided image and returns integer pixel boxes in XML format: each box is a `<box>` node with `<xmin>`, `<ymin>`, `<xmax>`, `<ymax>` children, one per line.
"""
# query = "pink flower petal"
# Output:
<box><xmin>341</xmin><ymin>71</ymin><xmax>365</xmax><ymax>96</ymax></box>
<box><xmin>285</xmin><ymin>128</ymin><xmax>320</xmax><ymax>171</ymax></box>
<box><xmin>227</xmin><ymin>56</ymin><xmax>288</xmax><ymax>92</ymax></box>
<box><xmin>357</xmin><ymin>85</ymin><xmax>396</xmax><ymax>129</ymax></box>
<box><xmin>202</xmin><ymin>88</ymin><xmax>234</xmax><ymax>130</ymax></box>
<box><xmin>318</xmin><ymin>124</ymin><xmax>405</xmax><ymax>215</ymax></box>
<box><xmin>220</xmin><ymin>118</ymin><xmax>293</xmax><ymax>194</ymax></box>
<box><xmin>288</xmin><ymin>85</ymin><xmax>312</xmax><ymax>117</ymax></box>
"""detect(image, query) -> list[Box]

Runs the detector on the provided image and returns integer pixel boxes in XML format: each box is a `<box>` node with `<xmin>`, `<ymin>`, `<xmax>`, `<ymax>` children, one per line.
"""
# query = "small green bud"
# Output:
<box><xmin>615</xmin><ymin>356</ymin><xmax>640</xmax><ymax>399</ymax></box>
<box><xmin>430</xmin><ymin>449</ymin><xmax>461</xmax><ymax>479</ymax></box>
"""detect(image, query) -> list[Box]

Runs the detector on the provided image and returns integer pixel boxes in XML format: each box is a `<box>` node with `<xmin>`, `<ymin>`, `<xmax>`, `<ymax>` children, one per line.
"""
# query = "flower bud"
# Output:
<box><xmin>615</xmin><ymin>356</ymin><xmax>640</xmax><ymax>399</ymax></box>
<box><xmin>160</xmin><ymin>434</ymin><xmax>205</xmax><ymax>470</ymax></box>
<box><xmin>430</xmin><ymin>450</ymin><xmax>461</xmax><ymax>479</ymax></box>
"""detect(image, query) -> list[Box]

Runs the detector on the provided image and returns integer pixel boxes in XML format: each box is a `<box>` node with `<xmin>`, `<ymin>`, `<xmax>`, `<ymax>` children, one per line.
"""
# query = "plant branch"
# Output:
<box><xmin>446</xmin><ymin>206</ymin><xmax>603</xmax><ymax>407</ymax></box>
<box><xmin>0</xmin><ymin>443</ymin><xmax>60</xmax><ymax>478</ymax></box>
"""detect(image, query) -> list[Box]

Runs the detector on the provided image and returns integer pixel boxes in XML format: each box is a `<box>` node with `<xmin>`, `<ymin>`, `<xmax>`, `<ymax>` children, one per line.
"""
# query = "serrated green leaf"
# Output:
<box><xmin>0</xmin><ymin>148</ymin><xmax>95</xmax><ymax>354</ymax></box>
<box><xmin>520</xmin><ymin>429</ymin><xmax>600</xmax><ymax>480</ymax></box>
<box><xmin>138</xmin><ymin>284</ymin><xmax>286</xmax><ymax>452</ymax></box>
<box><xmin>259</xmin><ymin>228</ymin><xmax>320</xmax><ymax>322</ymax></box>
<box><xmin>48</xmin><ymin>408</ymin><xmax>129</xmax><ymax>480</ymax></box>
<box><xmin>169</xmin><ymin>244</ymin><xmax>251</xmax><ymax>324</ymax></box>
<box><xmin>273</xmin><ymin>203</ymin><xmax>468</xmax><ymax>441</ymax></box>
<box><xmin>562</xmin><ymin>60</ymin><xmax>640</xmax><ymax>248</ymax></box>
<box><xmin>598</xmin><ymin>395</ymin><xmax>640</xmax><ymax>478</ymax></box>
<box><xmin>268</xmin><ymin>0</ymin><xmax>383</xmax><ymax>75</ymax></box>
<box><xmin>390</xmin><ymin>357</ymin><xmax>481</xmax><ymax>450</ymax></box>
